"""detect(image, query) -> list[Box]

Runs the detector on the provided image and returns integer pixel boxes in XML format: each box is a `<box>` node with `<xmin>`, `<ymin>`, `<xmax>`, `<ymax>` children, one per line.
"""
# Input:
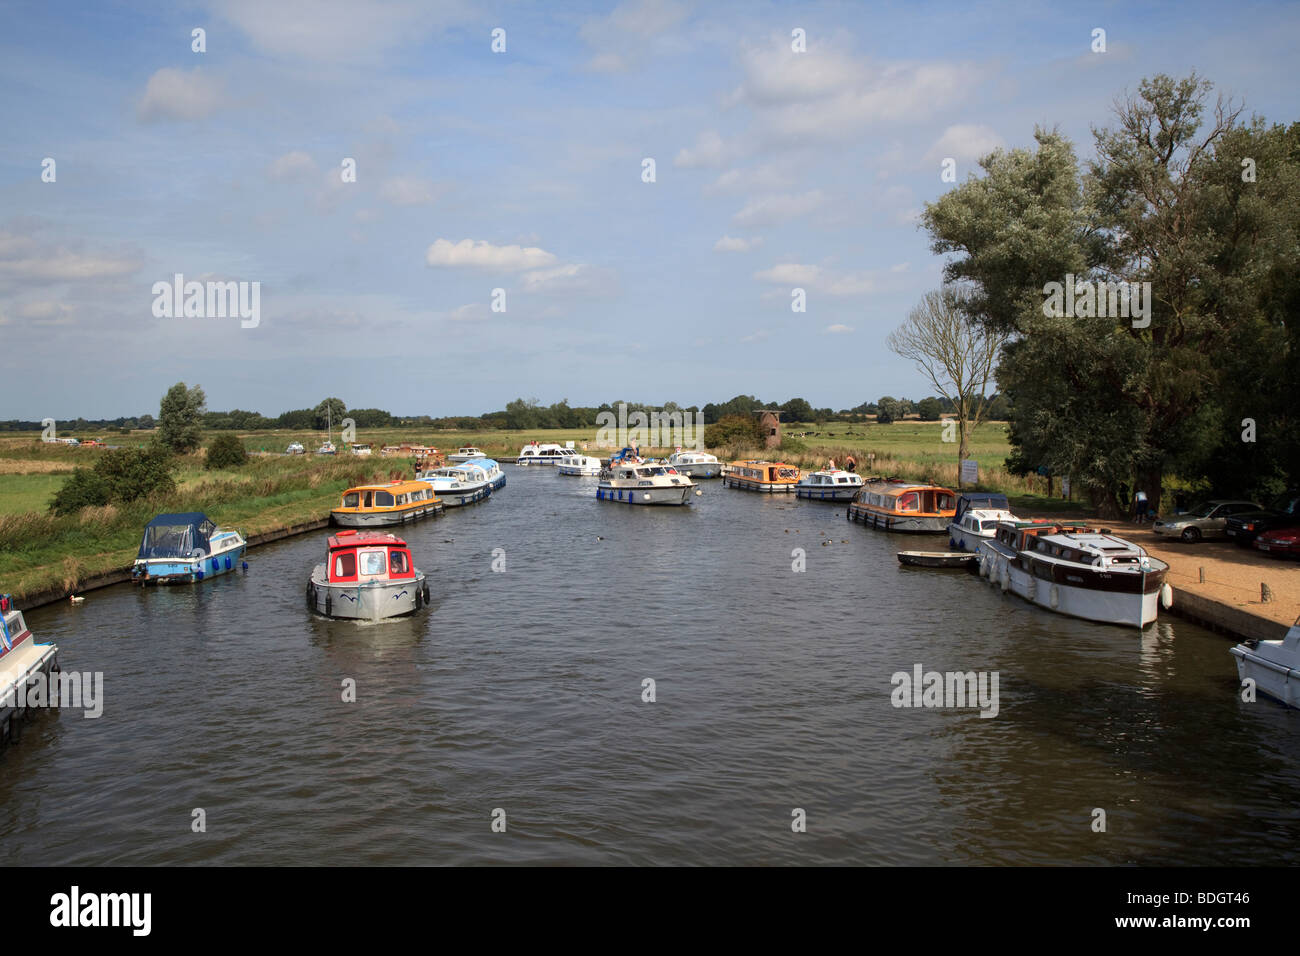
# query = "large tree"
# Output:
<box><xmin>157</xmin><ymin>382</ymin><xmax>206</xmax><ymax>453</ymax></box>
<box><xmin>887</xmin><ymin>286</ymin><xmax>1004</xmax><ymax>478</ymax></box>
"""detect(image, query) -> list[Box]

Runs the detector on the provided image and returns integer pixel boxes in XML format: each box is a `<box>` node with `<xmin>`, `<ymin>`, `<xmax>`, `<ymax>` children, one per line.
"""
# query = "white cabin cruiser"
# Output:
<box><xmin>1231</xmin><ymin>616</ymin><xmax>1300</xmax><ymax>709</ymax></box>
<box><xmin>0</xmin><ymin>596</ymin><xmax>59</xmax><ymax>746</ymax></box>
<box><xmin>461</xmin><ymin>458</ymin><xmax>506</xmax><ymax>491</ymax></box>
<box><xmin>558</xmin><ymin>454</ymin><xmax>603</xmax><ymax>476</ymax></box>
<box><xmin>948</xmin><ymin>493</ymin><xmax>1018</xmax><ymax>552</ymax></box>
<box><xmin>597</xmin><ymin>462</ymin><xmax>695</xmax><ymax>505</ymax></box>
<box><xmin>516</xmin><ymin>442</ymin><xmax>569</xmax><ymax>465</ymax></box>
<box><xmin>977</xmin><ymin>520</ymin><xmax>1171</xmax><ymax>628</ymax></box>
<box><xmin>448</xmin><ymin>447</ymin><xmax>487</xmax><ymax>462</ymax></box>
<box><xmin>666</xmin><ymin>450</ymin><xmax>722</xmax><ymax>478</ymax></box>
<box><xmin>415</xmin><ymin>465</ymin><xmax>492</xmax><ymax>507</ymax></box>
<box><xmin>795</xmin><ymin>469</ymin><xmax>863</xmax><ymax>501</ymax></box>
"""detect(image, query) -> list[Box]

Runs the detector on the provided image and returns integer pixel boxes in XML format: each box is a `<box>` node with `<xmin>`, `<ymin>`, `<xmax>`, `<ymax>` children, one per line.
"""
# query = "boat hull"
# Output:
<box><xmin>723</xmin><ymin>475</ymin><xmax>796</xmax><ymax>493</ymax></box>
<box><xmin>848</xmin><ymin>504</ymin><xmax>948</xmax><ymax>532</ymax></box>
<box><xmin>331</xmin><ymin>504</ymin><xmax>443</xmax><ymax>527</ymax></box>
<box><xmin>947</xmin><ymin>522</ymin><xmax>995</xmax><ymax>553</ymax></box>
<box><xmin>596</xmin><ymin>484</ymin><xmax>691</xmax><ymax>505</ymax></box>
<box><xmin>308</xmin><ymin>566</ymin><xmax>430</xmax><ymax>621</ymax></box>
<box><xmin>672</xmin><ymin>462</ymin><xmax>722</xmax><ymax>478</ymax></box>
<box><xmin>796</xmin><ymin>485</ymin><xmax>861</xmax><ymax>501</ymax></box>
<box><xmin>977</xmin><ymin>541</ymin><xmax>1165</xmax><ymax>628</ymax></box>
<box><xmin>1</xmin><ymin>630</ymin><xmax>59</xmax><ymax>747</ymax></box>
<box><xmin>1230</xmin><ymin>644</ymin><xmax>1300</xmax><ymax>709</ymax></box>
<box><xmin>133</xmin><ymin>546</ymin><xmax>246</xmax><ymax>584</ymax></box>
<box><xmin>897</xmin><ymin>551</ymin><xmax>975</xmax><ymax>568</ymax></box>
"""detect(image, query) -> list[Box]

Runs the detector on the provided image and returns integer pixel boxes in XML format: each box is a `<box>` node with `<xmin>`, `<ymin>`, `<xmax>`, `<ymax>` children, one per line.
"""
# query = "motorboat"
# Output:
<box><xmin>795</xmin><ymin>469</ymin><xmax>864</xmax><ymax>501</ymax></box>
<box><xmin>307</xmin><ymin>531</ymin><xmax>431</xmax><ymax>621</ymax></box>
<box><xmin>448</xmin><ymin>447</ymin><xmax>488</xmax><ymax>462</ymax></box>
<box><xmin>132</xmin><ymin>513</ymin><xmax>247</xmax><ymax>585</ymax></box>
<box><xmin>414</xmin><ymin>465</ymin><xmax>493</xmax><ymax>507</ymax></box>
<box><xmin>947</xmin><ymin>492</ymin><xmax>1020</xmax><ymax>552</ymax></box>
<box><xmin>461</xmin><ymin>458</ymin><xmax>506</xmax><ymax>490</ymax></box>
<box><xmin>0</xmin><ymin>595</ymin><xmax>59</xmax><ymax>746</ymax></box>
<box><xmin>1230</xmin><ymin>616</ymin><xmax>1300</xmax><ymax>709</ymax></box>
<box><xmin>976</xmin><ymin>520</ymin><xmax>1172</xmax><ymax>628</ymax></box>
<box><xmin>723</xmin><ymin>460</ymin><xmax>800</xmax><ymax>493</ymax></box>
<box><xmin>332</xmin><ymin>481</ymin><xmax>444</xmax><ymax>527</ymax></box>
<box><xmin>848</xmin><ymin>478</ymin><xmax>956</xmax><ymax>533</ymax></box>
<box><xmin>558</xmin><ymin>454</ymin><xmax>603</xmax><ymax>476</ymax></box>
<box><xmin>666</xmin><ymin>450</ymin><xmax>722</xmax><ymax>478</ymax></box>
<box><xmin>349</xmin><ymin>443</ymin><xmax>372</xmax><ymax>456</ymax></box>
<box><xmin>597</xmin><ymin>462</ymin><xmax>695</xmax><ymax>505</ymax></box>
<box><xmin>516</xmin><ymin>442</ymin><xmax>569</xmax><ymax>465</ymax></box>
<box><xmin>897</xmin><ymin>551</ymin><xmax>976</xmax><ymax>569</ymax></box>
<box><xmin>286</xmin><ymin>442</ymin><xmax>305</xmax><ymax>455</ymax></box>
<box><xmin>317</xmin><ymin>441</ymin><xmax>337</xmax><ymax>455</ymax></box>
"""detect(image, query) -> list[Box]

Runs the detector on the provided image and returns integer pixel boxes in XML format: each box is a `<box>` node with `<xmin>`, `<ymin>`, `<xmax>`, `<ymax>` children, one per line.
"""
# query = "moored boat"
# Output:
<box><xmin>516</xmin><ymin>442</ymin><xmax>569</xmax><ymax>465</ymax></box>
<box><xmin>132</xmin><ymin>513</ymin><xmax>247</xmax><ymax>585</ymax></box>
<box><xmin>848</xmin><ymin>478</ymin><xmax>956</xmax><ymax>532</ymax></box>
<box><xmin>947</xmin><ymin>492</ymin><xmax>1020</xmax><ymax>552</ymax></box>
<box><xmin>597</xmin><ymin>461</ymin><xmax>694</xmax><ymax>505</ymax></box>
<box><xmin>1230</xmin><ymin>616</ymin><xmax>1300</xmax><ymax>709</ymax></box>
<box><xmin>307</xmin><ymin>531</ymin><xmax>431</xmax><ymax>621</ymax></box>
<box><xmin>462</xmin><ymin>458</ymin><xmax>506</xmax><ymax>490</ymax></box>
<box><xmin>331</xmin><ymin>480</ymin><xmax>444</xmax><ymax>527</ymax></box>
<box><xmin>723</xmin><ymin>460</ymin><xmax>800</xmax><ymax>493</ymax></box>
<box><xmin>317</xmin><ymin>441</ymin><xmax>337</xmax><ymax>455</ymax></box>
<box><xmin>976</xmin><ymin>520</ymin><xmax>1171</xmax><ymax>628</ymax></box>
<box><xmin>558</xmin><ymin>453</ymin><xmax>603</xmax><ymax>476</ymax></box>
<box><xmin>414</xmin><ymin>465</ymin><xmax>493</xmax><ymax>507</ymax></box>
<box><xmin>897</xmin><ymin>551</ymin><xmax>976</xmax><ymax>568</ymax></box>
<box><xmin>666</xmin><ymin>449</ymin><xmax>722</xmax><ymax>478</ymax></box>
<box><xmin>796</xmin><ymin>469</ymin><xmax>864</xmax><ymax>501</ymax></box>
<box><xmin>0</xmin><ymin>595</ymin><xmax>59</xmax><ymax>746</ymax></box>
<box><xmin>448</xmin><ymin>447</ymin><xmax>487</xmax><ymax>462</ymax></box>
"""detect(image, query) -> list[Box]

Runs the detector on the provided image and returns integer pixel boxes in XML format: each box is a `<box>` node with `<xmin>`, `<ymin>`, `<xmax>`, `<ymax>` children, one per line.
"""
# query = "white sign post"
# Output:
<box><xmin>959</xmin><ymin>459</ymin><xmax>979</xmax><ymax>486</ymax></box>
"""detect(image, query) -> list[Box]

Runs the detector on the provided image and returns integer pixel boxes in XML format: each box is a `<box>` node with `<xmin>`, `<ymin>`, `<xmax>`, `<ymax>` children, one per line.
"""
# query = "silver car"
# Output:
<box><xmin>1152</xmin><ymin>499</ymin><xmax>1260</xmax><ymax>543</ymax></box>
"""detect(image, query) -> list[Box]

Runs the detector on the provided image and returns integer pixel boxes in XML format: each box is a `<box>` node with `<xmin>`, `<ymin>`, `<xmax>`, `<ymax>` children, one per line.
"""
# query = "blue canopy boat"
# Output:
<box><xmin>132</xmin><ymin>513</ymin><xmax>247</xmax><ymax>585</ymax></box>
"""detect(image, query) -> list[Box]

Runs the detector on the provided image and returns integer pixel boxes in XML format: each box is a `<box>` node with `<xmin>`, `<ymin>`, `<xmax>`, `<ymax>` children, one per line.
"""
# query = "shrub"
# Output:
<box><xmin>206</xmin><ymin>434</ymin><xmax>249</xmax><ymax>470</ymax></box>
<box><xmin>704</xmin><ymin>414</ymin><xmax>764</xmax><ymax>449</ymax></box>
<box><xmin>49</xmin><ymin>469</ymin><xmax>112</xmax><ymax>515</ymax></box>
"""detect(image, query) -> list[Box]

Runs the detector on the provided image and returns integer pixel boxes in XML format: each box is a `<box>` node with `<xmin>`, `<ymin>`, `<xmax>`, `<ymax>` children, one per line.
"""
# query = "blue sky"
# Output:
<box><xmin>1</xmin><ymin>0</ymin><xmax>1297</xmax><ymax>419</ymax></box>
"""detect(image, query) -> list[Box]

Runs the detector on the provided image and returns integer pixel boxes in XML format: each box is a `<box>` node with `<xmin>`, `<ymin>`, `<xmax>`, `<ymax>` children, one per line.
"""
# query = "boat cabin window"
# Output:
<box><xmin>937</xmin><ymin>493</ymin><xmax>954</xmax><ymax>511</ymax></box>
<box><xmin>390</xmin><ymin>550</ymin><xmax>410</xmax><ymax>575</ymax></box>
<box><xmin>899</xmin><ymin>492</ymin><xmax>919</xmax><ymax>512</ymax></box>
<box><xmin>375</xmin><ymin>491</ymin><xmax>394</xmax><ymax>507</ymax></box>
<box><xmin>363</xmin><ymin>491</ymin><xmax>373</xmax><ymax>508</ymax></box>
<box><xmin>342</xmin><ymin>492</ymin><xmax>360</xmax><ymax>508</ymax></box>
<box><xmin>360</xmin><ymin>550</ymin><xmax>387</xmax><ymax>576</ymax></box>
<box><xmin>333</xmin><ymin>552</ymin><xmax>357</xmax><ymax>579</ymax></box>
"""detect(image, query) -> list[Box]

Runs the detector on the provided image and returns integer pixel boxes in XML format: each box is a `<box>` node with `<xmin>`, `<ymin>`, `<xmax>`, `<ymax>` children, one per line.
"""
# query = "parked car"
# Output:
<box><xmin>1254</xmin><ymin>526</ymin><xmax>1300</xmax><ymax>558</ymax></box>
<box><xmin>79</xmin><ymin>439</ymin><xmax>104</xmax><ymax>448</ymax></box>
<box><xmin>1151</xmin><ymin>499</ymin><xmax>1260</xmax><ymax>542</ymax></box>
<box><xmin>1225</xmin><ymin>492</ymin><xmax>1300</xmax><ymax>547</ymax></box>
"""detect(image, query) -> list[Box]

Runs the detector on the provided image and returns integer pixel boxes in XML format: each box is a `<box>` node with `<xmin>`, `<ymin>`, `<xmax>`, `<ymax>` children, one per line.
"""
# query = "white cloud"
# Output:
<box><xmin>731</xmin><ymin>190</ymin><xmax>824</xmax><ymax>228</ymax></box>
<box><xmin>137</xmin><ymin>68</ymin><xmax>226</xmax><ymax>123</ymax></box>
<box><xmin>580</xmin><ymin>0</ymin><xmax>688</xmax><ymax>71</ymax></box>
<box><xmin>379</xmin><ymin>176</ymin><xmax>441</xmax><ymax>206</ymax></box>
<box><xmin>890</xmin><ymin>262</ymin><xmax>910</xmax><ymax>273</ymax></box>
<box><xmin>825</xmin><ymin>324</ymin><xmax>854</xmax><ymax>334</ymax></box>
<box><xmin>754</xmin><ymin>263</ymin><xmax>821</xmax><ymax>285</ymax></box>
<box><xmin>268</xmin><ymin>151</ymin><xmax>318</xmax><ymax>182</ymax></box>
<box><xmin>924</xmin><ymin>124</ymin><xmax>1005</xmax><ymax>163</ymax></box>
<box><xmin>714</xmin><ymin>235</ymin><xmax>763</xmax><ymax>253</ymax></box>
<box><xmin>0</xmin><ymin>234</ymin><xmax>140</xmax><ymax>281</ymax></box>
<box><xmin>674</xmin><ymin>130</ymin><xmax>730</xmax><ymax>169</ymax></box>
<box><xmin>521</xmin><ymin>263</ymin><xmax>617</xmax><ymax>297</ymax></box>
<box><xmin>213</xmin><ymin>0</ymin><xmax>467</xmax><ymax>64</ymax></box>
<box><xmin>425</xmin><ymin>239</ymin><xmax>557</xmax><ymax>272</ymax></box>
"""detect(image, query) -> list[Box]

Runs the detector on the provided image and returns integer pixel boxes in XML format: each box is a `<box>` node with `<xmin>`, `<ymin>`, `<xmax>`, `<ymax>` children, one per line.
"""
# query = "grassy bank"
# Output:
<box><xmin>0</xmin><ymin>449</ymin><xmax>403</xmax><ymax>602</ymax></box>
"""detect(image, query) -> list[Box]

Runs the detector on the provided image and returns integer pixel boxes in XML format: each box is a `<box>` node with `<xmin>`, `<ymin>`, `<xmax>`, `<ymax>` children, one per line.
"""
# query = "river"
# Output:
<box><xmin>3</xmin><ymin>466</ymin><xmax>1298</xmax><ymax>864</ymax></box>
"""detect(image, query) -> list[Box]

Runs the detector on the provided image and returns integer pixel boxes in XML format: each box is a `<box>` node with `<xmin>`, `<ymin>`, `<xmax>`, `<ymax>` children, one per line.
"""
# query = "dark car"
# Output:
<box><xmin>1225</xmin><ymin>492</ymin><xmax>1300</xmax><ymax>547</ymax></box>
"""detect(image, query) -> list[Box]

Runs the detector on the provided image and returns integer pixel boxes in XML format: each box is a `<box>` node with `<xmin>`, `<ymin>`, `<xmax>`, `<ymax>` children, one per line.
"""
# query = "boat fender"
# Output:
<box><xmin>1049</xmin><ymin>584</ymin><xmax>1060</xmax><ymax>609</ymax></box>
<box><xmin>325</xmin><ymin>592</ymin><xmax>332</xmax><ymax>616</ymax></box>
<box><xmin>999</xmin><ymin>562</ymin><xmax>1010</xmax><ymax>592</ymax></box>
<box><xmin>979</xmin><ymin>554</ymin><xmax>990</xmax><ymax>578</ymax></box>
<box><xmin>415</xmin><ymin>585</ymin><xmax>423</xmax><ymax>610</ymax></box>
<box><xmin>1160</xmin><ymin>583</ymin><xmax>1173</xmax><ymax>609</ymax></box>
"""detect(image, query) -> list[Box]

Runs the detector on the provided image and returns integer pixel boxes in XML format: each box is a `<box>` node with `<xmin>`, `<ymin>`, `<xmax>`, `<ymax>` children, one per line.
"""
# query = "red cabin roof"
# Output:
<box><xmin>328</xmin><ymin>530</ymin><xmax>408</xmax><ymax>550</ymax></box>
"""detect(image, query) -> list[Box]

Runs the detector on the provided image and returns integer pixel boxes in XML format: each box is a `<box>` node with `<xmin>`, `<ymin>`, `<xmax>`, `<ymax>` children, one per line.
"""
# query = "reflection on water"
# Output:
<box><xmin>2</xmin><ymin>467</ymin><xmax>1298</xmax><ymax>864</ymax></box>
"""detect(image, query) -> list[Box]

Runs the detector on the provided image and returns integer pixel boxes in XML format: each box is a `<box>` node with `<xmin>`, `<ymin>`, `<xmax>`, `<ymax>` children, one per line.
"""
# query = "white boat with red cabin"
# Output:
<box><xmin>307</xmin><ymin>531</ymin><xmax>431</xmax><ymax>621</ymax></box>
<box><xmin>1</xmin><ymin>595</ymin><xmax>59</xmax><ymax>745</ymax></box>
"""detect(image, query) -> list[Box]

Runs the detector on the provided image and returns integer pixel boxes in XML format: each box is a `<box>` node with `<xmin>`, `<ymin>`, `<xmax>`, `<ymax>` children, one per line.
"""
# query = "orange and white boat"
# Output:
<box><xmin>723</xmin><ymin>460</ymin><xmax>801</xmax><ymax>493</ymax></box>
<box><xmin>848</xmin><ymin>478</ymin><xmax>957</xmax><ymax>533</ymax></box>
<box><xmin>331</xmin><ymin>480</ymin><xmax>444</xmax><ymax>528</ymax></box>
